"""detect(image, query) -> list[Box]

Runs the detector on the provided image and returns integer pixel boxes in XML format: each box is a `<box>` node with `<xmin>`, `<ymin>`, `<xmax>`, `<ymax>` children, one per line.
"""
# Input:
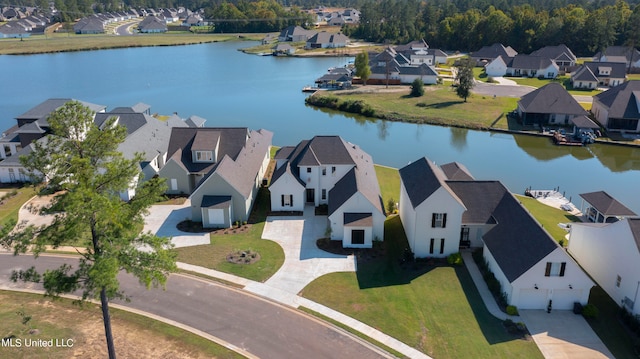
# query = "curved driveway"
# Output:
<box><xmin>0</xmin><ymin>254</ymin><xmax>389</xmax><ymax>359</ymax></box>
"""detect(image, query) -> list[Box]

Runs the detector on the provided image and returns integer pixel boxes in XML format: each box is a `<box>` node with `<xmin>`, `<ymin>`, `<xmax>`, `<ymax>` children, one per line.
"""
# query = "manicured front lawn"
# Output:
<box><xmin>300</xmin><ymin>216</ymin><xmax>543</xmax><ymax>359</ymax></box>
<box><xmin>173</xmin><ymin>188</ymin><xmax>284</xmax><ymax>282</ymax></box>
<box><xmin>510</xmin><ymin>76</ymin><xmax>566</xmax><ymax>88</ymax></box>
<box><xmin>515</xmin><ymin>195</ymin><xmax>581</xmax><ymax>244</ymax></box>
<box><xmin>0</xmin><ymin>185</ymin><xmax>38</xmax><ymax>233</ymax></box>
<box><xmin>374</xmin><ymin>165</ymin><xmax>400</xmax><ymax>213</ymax></box>
<box><xmin>318</xmin><ymin>86</ymin><xmax>518</xmax><ymax>130</ymax></box>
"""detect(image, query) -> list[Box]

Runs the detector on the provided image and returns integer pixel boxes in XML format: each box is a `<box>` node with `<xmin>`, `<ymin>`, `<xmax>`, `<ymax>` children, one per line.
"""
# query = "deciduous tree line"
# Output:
<box><xmin>342</xmin><ymin>0</ymin><xmax>640</xmax><ymax>56</ymax></box>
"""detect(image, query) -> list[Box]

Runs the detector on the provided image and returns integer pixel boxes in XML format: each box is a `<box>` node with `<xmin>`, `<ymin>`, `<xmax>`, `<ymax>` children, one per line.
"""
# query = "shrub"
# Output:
<box><xmin>386</xmin><ymin>198</ymin><xmax>395</xmax><ymax>214</ymax></box>
<box><xmin>410</xmin><ymin>78</ymin><xmax>424</xmax><ymax>97</ymax></box>
<box><xmin>582</xmin><ymin>304</ymin><xmax>599</xmax><ymax>319</ymax></box>
<box><xmin>447</xmin><ymin>252</ymin><xmax>463</xmax><ymax>266</ymax></box>
<box><xmin>558</xmin><ymin>238</ymin><xmax>566</xmax><ymax>247</ymax></box>
<box><xmin>416</xmin><ymin>102</ymin><xmax>427</xmax><ymax>107</ymax></box>
<box><xmin>506</xmin><ymin>305</ymin><xmax>519</xmax><ymax>316</ymax></box>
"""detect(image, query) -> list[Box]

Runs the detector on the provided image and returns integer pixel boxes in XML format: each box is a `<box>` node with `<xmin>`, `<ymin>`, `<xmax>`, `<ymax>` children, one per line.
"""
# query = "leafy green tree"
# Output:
<box><xmin>2</xmin><ymin>101</ymin><xmax>177</xmax><ymax>359</ymax></box>
<box><xmin>354</xmin><ymin>51</ymin><xmax>371</xmax><ymax>86</ymax></box>
<box><xmin>455</xmin><ymin>57</ymin><xmax>475</xmax><ymax>102</ymax></box>
<box><xmin>410</xmin><ymin>78</ymin><xmax>424</xmax><ymax>97</ymax></box>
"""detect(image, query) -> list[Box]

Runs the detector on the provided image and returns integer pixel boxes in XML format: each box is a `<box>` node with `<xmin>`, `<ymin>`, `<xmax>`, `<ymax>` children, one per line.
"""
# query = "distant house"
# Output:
<box><xmin>368</xmin><ymin>47</ymin><xmax>439</xmax><ymax>85</ymax></box>
<box><xmin>273</xmin><ymin>43</ymin><xmax>295</xmax><ymax>56</ymax></box>
<box><xmin>398</xmin><ymin>157</ymin><xmax>594</xmax><ymax>310</ymax></box>
<box><xmin>315</xmin><ymin>72</ymin><xmax>352</xmax><ymax>89</ymax></box>
<box><xmin>591</xmin><ymin>80</ymin><xmax>640</xmax><ymax>133</ymax></box>
<box><xmin>278</xmin><ymin>25</ymin><xmax>316</xmax><ymax>42</ymax></box>
<box><xmin>568</xmin><ymin>216</ymin><xmax>640</xmax><ymax>316</ymax></box>
<box><xmin>394</xmin><ymin>40</ymin><xmax>448</xmax><ymax>66</ymax></box>
<box><xmin>138</xmin><ymin>16</ymin><xmax>167</xmax><ymax>33</ymax></box>
<box><xmin>517</xmin><ymin>83</ymin><xmax>588</xmax><ymax>126</ymax></box>
<box><xmin>571</xmin><ymin>62</ymin><xmax>627</xmax><ymax>89</ymax></box>
<box><xmin>593</xmin><ymin>46</ymin><xmax>640</xmax><ymax>72</ymax></box>
<box><xmin>506</xmin><ymin>54</ymin><xmax>559</xmax><ymax>78</ymax></box>
<box><xmin>305</xmin><ymin>32</ymin><xmax>349</xmax><ymax>49</ymax></box>
<box><xmin>73</xmin><ymin>17</ymin><xmax>105</xmax><ymax>34</ymax></box>
<box><xmin>471</xmin><ymin>43</ymin><xmax>517</xmax><ymax>66</ymax></box>
<box><xmin>578</xmin><ymin>191</ymin><xmax>637</xmax><ymax>223</ymax></box>
<box><xmin>530</xmin><ymin>44</ymin><xmax>577</xmax><ymax>70</ymax></box>
<box><xmin>270</xmin><ymin>136</ymin><xmax>385</xmax><ymax>248</ymax></box>
<box><xmin>0</xmin><ymin>22</ymin><xmax>31</xmax><ymax>38</ymax></box>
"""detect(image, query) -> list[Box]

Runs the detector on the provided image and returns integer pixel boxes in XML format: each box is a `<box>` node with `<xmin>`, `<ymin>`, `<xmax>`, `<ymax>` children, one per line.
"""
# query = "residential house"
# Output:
<box><xmin>278</xmin><ymin>25</ymin><xmax>316</xmax><ymax>42</ymax></box>
<box><xmin>393</xmin><ymin>40</ymin><xmax>448</xmax><ymax>66</ymax></box>
<box><xmin>315</xmin><ymin>71</ymin><xmax>352</xmax><ymax>89</ymax></box>
<box><xmin>593</xmin><ymin>46</ymin><xmax>640</xmax><ymax>72</ymax></box>
<box><xmin>516</xmin><ymin>83</ymin><xmax>588</xmax><ymax>126</ymax></box>
<box><xmin>530</xmin><ymin>44</ymin><xmax>577</xmax><ymax>70</ymax></box>
<box><xmin>368</xmin><ymin>47</ymin><xmax>439</xmax><ymax>85</ymax></box>
<box><xmin>305</xmin><ymin>32</ymin><xmax>349</xmax><ymax>49</ymax></box>
<box><xmin>398</xmin><ymin>157</ymin><xmax>594</xmax><ymax>310</ymax></box>
<box><xmin>0</xmin><ymin>22</ymin><xmax>31</xmax><ymax>38</ymax></box>
<box><xmin>471</xmin><ymin>43</ymin><xmax>517</xmax><ymax>66</ymax></box>
<box><xmin>507</xmin><ymin>55</ymin><xmax>559</xmax><ymax>78</ymax></box>
<box><xmin>591</xmin><ymin>80</ymin><xmax>640</xmax><ymax>133</ymax></box>
<box><xmin>138</xmin><ymin>16</ymin><xmax>167</xmax><ymax>33</ymax></box>
<box><xmin>74</xmin><ymin>17</ymin><xmax>105</xmax><ymax>34</ymax></box>
<box><xmin>571</xmin><ymin>62</ymin><xmax>627</xmax><ymax>89</ymax></box>
<box><xmin>568</xmin><ymin>217</ymin><xmax>640</xmax><ymax>316</ymax></box>
<box><xmin>270</xmin><ymin>136</ymin><xmax>385</xmax><ymax>248</ymax></box>
<box><xmin>578</xmin><ymin>191</ymin><xmax>637</xmax><ymax>223</ymax></box>
<box><xmin>273</xmin><ymin>43</ymin><xmax>295</xmax><ymax>56</ymax></box>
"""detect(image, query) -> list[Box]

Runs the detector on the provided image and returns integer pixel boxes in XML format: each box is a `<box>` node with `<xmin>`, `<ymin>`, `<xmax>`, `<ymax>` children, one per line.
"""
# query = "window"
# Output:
<box><xmin>306</xmin><ymin>167</ymin><xmax>311</xmax><ymax>173</ymax></box>
<box><xmin>331</xmin><ymin>166</ymin><xmax>336</xmax><ymax>174</ymax></box>
<box><xmin>616</xmin><ymin>275</ymin><xmax>622</xmax><ymax>288</ymax></box>
<box><xmin>194</xmin><ymin>150</ymin><xmax>213</xmax><ymax>162</ymax></box>
<box><xmin>281</xmin><ymin>194</ymin><xmax>293</xmax><ymax>207</ymax></box>
<box><xmin>352</xmin><ymin>230</ymin><xmax>365</xmax><ymax>244</ymax></box>
<box><xmin>431</xmin><ymin>213</ymin><xmax>447</xmax><ymax>228</ymax></box>
<box><xmin>170</xmin><ymin>178</ymin><xmax>178</xmax><ymax>191</ymax></box>
<box><xmin>321</xmin><ymin>189</ymin><xmax>326</xmax><ymax>200</ymax></box>
<box><xmin>429</xmin><ymin>238</ymin><xmax>435</xmax><ymax>254</ymax></box>
<box><xmin>322</xmin><ymin>167</ymin><xmax>326</xmax><ymax>175</ymax></box>
<box><xmin>439</xmin><ymin>238</ymin><xmax>445</xmax><ymax>254</ymax></box>
<box><xmin>544</xmin><ymin>262</ymin><xmax>566</xmax><ymax>277</ymax></box>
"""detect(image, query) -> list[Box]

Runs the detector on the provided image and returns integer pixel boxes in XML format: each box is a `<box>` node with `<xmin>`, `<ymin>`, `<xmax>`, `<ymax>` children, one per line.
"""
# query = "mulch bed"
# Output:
<box><xmin>226</xmin><ymin>250</ymin><xmax>261</xmax><ymax>264</ymax></box>
<box><xmin>267</xmin><ymin>211</ymin><xmax>303</xmax><ymax>216</ymax></box>
<box><xmin>316</xmin><ymin>238</ymin><xmax>386</xmax><ymax>263</ymax></box>
<box><xmin>177</xmin><ymin>220</ymin><xmax>252</xmax><ymax>235</ymax></box>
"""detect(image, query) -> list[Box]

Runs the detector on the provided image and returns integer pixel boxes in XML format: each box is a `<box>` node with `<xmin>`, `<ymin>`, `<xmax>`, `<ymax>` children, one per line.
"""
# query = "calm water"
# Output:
<box><xmin>1</xmin><ymin>41</ymin><xmax>639</xmax><ymax>212</ymax></box>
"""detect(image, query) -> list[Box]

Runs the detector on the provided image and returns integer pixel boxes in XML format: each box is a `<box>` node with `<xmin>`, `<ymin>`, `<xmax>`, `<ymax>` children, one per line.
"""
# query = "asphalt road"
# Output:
<box><xmin>115</xmin><ymin>21</ymin><xmax>139</xmax><ymax>36</ymax></box>
<box><xmin>0</xmin><ymin>254</ymin><xmax>389</xmax><ymax>359</ymax></box>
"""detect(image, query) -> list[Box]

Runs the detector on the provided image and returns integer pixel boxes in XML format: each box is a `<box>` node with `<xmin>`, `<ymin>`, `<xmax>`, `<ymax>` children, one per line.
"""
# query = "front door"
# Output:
<box><xmin>306</xmin><ymin>188</ymin><xmax>315</xmax><ymax>203</ymax></box>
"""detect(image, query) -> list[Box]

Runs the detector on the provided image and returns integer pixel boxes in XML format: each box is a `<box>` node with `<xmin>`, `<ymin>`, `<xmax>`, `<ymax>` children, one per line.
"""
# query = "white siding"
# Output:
<box><xmin>328</xmin><ymin>192</ymin><xmax>385</xmax><ymax>248</ymax></box>
<box><xmin>269</xmin><ymin>171</ymin><xmax>305</xmax><ymax>212</ymax></box>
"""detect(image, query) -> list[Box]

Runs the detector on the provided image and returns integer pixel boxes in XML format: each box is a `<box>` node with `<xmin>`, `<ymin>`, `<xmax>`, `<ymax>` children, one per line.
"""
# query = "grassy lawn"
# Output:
<box><xmin>627</xmin><ymin>74</ymin><xmax>640</xmax><ymax>81</ymax></box>
<box><xmin>515</xmin><ymin>195</ymin><xmax>581</xmax><ymax>244</ymax></box>
<box><xmin>510</xmin><ymin>76</ymin><xmax>566</xmax><ymax>88</ymax></box>
<box><xmin>586</xmin><ymin>286</ymin><xmax>640</xmax><ymax>359</ymax></box>
<box><xmin>0</xmin><ymin>33</ymin><xmax>264</xmax><ymax>55</ymax></box>
<box><xmin>374</xmin><ymin>165</ymin><xmax>400</xmax><ymax>212</ymax></box>
<box><xmin>319</xmin><ymin>86</ymin><xmax>518</xmax><ymax>130</ymax></box>
<box><xmin>0</xmin><ymin>290</ymin><xmax>243</xmax><ymax>358</ymax></box>
<box><xmin>300</xmin><ymin>216</ymin><xmax>543</xmax><ymax>359</ymax></box>
<box><xmin>0</xmin><ymin>185</ymin><xmax>39</xmax><ymax>232</ymax></box>
<box><xmin>173</xmin><ymin>188</ymin><xmax>284</xmax><ymax>282</ymax></box>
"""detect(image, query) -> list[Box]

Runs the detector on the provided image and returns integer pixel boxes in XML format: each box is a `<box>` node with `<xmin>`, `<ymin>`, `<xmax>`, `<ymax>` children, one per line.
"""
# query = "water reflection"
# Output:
<box><xmin>512</xmin><ymin>134</ymin><xmax>594</xmax><ymax>162</ymax></box>
<box><xmin>450</xmin><ymin>127</ymin><xmax>468</xmax><ymax>152</ymax></box>
<box><xmin>589</xmin><ymin>144</ymin><xmax>640</xmax><ymax>173</ymax></box>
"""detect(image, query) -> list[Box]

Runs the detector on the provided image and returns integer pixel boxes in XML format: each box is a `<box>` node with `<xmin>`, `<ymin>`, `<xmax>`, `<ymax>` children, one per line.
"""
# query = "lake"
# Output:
<box><xmin>1</xmin><ymin>41</ymin><xmax>639</xmax><ymax>212</ymax></box>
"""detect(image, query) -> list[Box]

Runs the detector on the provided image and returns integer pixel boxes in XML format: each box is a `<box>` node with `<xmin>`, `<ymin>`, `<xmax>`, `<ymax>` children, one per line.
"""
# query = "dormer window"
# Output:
<box><xmin>194</xmin><ymin>150</ymin><xmax>213</xmax><ymax>162</ymax></box>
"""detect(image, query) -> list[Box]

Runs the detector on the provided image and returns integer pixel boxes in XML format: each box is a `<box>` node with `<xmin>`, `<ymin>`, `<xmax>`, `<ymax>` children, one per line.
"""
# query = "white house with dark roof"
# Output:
<box><xmin>568</xmin><ymin>217</ymin><xmax>640</xmax><ymax>316</ymax></box>
<box><xmin>591</xmin><ymin>80</ymin><xmax>640</xmax><ymax>133</ymax></box>
<box><xmin>368</xmin><ymin>47</ymin><xmax>439</xmax><ymax>85</ymax></box>
<box><xmin>516</xmin><ymin>83</ymin><xmax>588</xmax><ymax>126</ymax></box>
<box><xmin>593</xmin><ymin>46</ymin><xmax>640</xmax><ymax>71</ymax></box>
<box><xmin>578</xmin><ymin>190</ymin><xmax>637</xmax><ymax>223</ymax></box>
<box><xmin>305</xmin><ymin>32</ymin><xmax>349</xmax><ymax>49</ymax></box>
<box><xmin>571</xmin><ymin>61</ymin><xmax>627</xmax><ymax>89</ymax></box>
<box><xmin>399</xmin><ymin>157</ymin><xmax>594</xmax><ymax>310</ymax></box>
<box><xmin>270</xmin><ymin>136</ymin><xmax>385</xmax><ymax>248</ymax></box>
<box><xmin>530</xmin><ymin>44</ymin><xmax>577</xmax><ymax>69</ymax></box>
<box><xmin>471</xmin><ymin>43</ymin><xmax>517</xmax><ymax>66</ymax></box>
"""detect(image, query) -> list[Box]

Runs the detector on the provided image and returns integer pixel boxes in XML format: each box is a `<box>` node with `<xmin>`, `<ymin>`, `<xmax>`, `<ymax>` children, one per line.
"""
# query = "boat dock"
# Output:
<box><xmin>525</xmin><ymin>189</ymin><xmax>582</xmax><ymax>216</ymax></box>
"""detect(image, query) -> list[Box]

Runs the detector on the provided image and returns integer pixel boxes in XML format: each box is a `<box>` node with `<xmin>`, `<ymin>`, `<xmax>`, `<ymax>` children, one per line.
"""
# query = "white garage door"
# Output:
<box><xmin>517</xmin><ymin>289</ymin><xmax>549</xmax><ymax>310</ymax></box>
<box><xmin>208</xmin><ymin>208</ymin><xmax>224</xmax><ymax>225</ymax></box>
<box><xmin>552</xmin><ymin>289</ymin><xmax>582</xmax><ymax>310</ymax></box>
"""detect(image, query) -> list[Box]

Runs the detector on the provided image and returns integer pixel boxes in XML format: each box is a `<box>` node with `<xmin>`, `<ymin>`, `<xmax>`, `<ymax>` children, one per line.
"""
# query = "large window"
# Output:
<box><xmin>544</xmin><ymin>262</ymin><xmax>566</xmax><ymax>277</ymax></box>
<box><xmin>194</xmin><ymin>150</ymin><xmax>213</xmax><ymax>162</ymax></box>
<box><xmin>352</xmin><ymin>230</ymin><xmax>365</xmax><ymax>244</ymax></box>
<box><xmin>431</xmin><ymin>213</ymin><xmax>447</xmax><ymax>228</ymax></box>
<box><xmin>321</xmin><ymin>189</ymin><xmax>326</xmax><ymax>200</ymax></box>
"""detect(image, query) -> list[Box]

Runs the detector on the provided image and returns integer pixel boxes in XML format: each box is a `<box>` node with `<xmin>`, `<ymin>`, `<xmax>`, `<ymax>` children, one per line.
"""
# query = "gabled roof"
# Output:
<box><xmin>270</xmin><ymin>161</ymin><xmax>305</xmax><ymax>187</ymax></box>
<box><xmin>518</xmin><ymin>83</ymin><xmax>587</xmax><ymax>116</ymax></box>
<box><xmin>397</xmin><ymin>63</ymin><xmax>438</xmax><ymax>76</ymax></box>
<box><xmin>16</xmin><ymin>98</ymin><xmax>106</xmax><ymax>127</ymax></box>
<box><xmin>399</xmin><ymin>157</ymin><xmax>464</xmax><ymax>209</ymax></box>
<box><xmin>594</xmin><ymin>46</ymin><xmax>640</xmax><ymax>63</ymax></box>
<box><xmin>394</xmin><ymin>39</ymin><xmax>429</xmax><ymax>51</ymax></box>
<box><xmin>307</xmin><ymin>31</ymin><xmax>348</xmax><ymax>45</ymax></box>
<box><xmin>471</xmin><ymin>43</ymin><xmax>517</xmax><ymax>60</ymax></box>
<box><xmin>344</xmin><ymin>212</ymin><xmax>373</xmax><ymax>226</ymax></box>
<box><xmin>185</xmin><ymin>115</ymin><xmax>206</xmax><ymax>127</ymax></box>
<box><xmin>288</xmin><ymin>136</ymin><xmax>356</xmax><ymax>167</ymax></box>
<box><xmin>571</xmin><ymin>115</ymin><xmax>600</xmax><ymax>129</ymax></box>
<box><xmin>580</xmin><ymin>191</ymin><xmax>637</xmax><ymax>217</ymax></box>
<box><xmin>138</xmin><ymin>16</ymin><xmax>167</xmax><ymax>31</ymax></box>
<box><xmin>530</xmin><ymin>44</ymin><xmax>576</xmax><ymax>62</ymax></box>
<box><xmin>575</xmin><ymin>61</ymin><xmax>627</xmax><ymax>80</ymax></box>
<box><xmin>440</xmin><ymin>162</ymin><xmax>474</xmax><ymax>181</ymax></box>
<box><xmin>571</xmin><ymin>65</ymin><xmax>598</xmax><ymax>82</ymax></box>
<box><xmin>593</xmin><ymin>81</ymin><xmax>640</xmax><ymax>119</ymax></box>
<box><xmin>507</xmin><ymin>54</ymin><xmax>557</xmax><ymax>70</ymax></box>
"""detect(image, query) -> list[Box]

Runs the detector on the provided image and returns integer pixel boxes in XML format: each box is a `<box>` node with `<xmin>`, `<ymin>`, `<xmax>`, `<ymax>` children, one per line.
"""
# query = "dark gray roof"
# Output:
<box><xmin>289</xmin><ymin>136</ymin><xmax>356</xmax><ymax>167</ymax></box>
<box><xmin>394</xmin><ymin>39</ymin><xmax>429</xmax><ymax>51</ymax></box>
<box><xmin>447</xmin><ymin>181</ymin><xmax>505</xmax><ymax>225</ymax></box>
<box><xmin>574</xmin><ymin>62</ymin><xmax>627</xmax><ymax>81</ymax></box>
<box><xmin>440</xmin><ymin>162</ymin><xmax>474</xmax><ymax>181</ymax></box>
<box><xmin>138</xmin><ymin>16</ymin><xmax>166</xmax><ymax>31</ymax></box>
<box><xmin>344</xmin><ymin>212</ymin><xmax>373</xmax><ymax>226</ymax></box>
<box><xmin>593</xmin><ymin>81</ymin><xmax>640</xmax><ymax>119</ymax></box>
<box><xmin>518</xmin><ymin>83</ymin><xmax>587</xmax><ymax>116</ymax></box>
<box><xmin>274</xmin><ymin>146</ymin><xmax>295</xmax><ymax>160</ymax></box>
<box><xmin>191</xmin><ymin>131</ymin><xmax>220</xmax><ymax>151</ymax></box>
<box><xmin>15</xmin><ymin>121</ymin><xmax>45</xmax><ymax>134</ymax></box>
<box><xmin>471</xmin><ymin>43</ymin><xmax>517</xmax><ymax>61</ymax></box>
<box><xmin>270</xmin><ymin>161</ymin><xmax>305</xmax><ymax>187</ymax></box>
<box><xmin>185</xmin><ymin>115</ymin><xmax>206</xmax><ymax>127</ymax></box>
<box><xmin>629</xmin><ymin>218</ymin><xmax>640</xmax><ymax>254</ymax></box>
<box><xmin>16</xmin><ymin>98</ymin><xmax>106</xmax><ymax>127</ymax></box>
<box><xmin>399</xmin><ymin>157</ymin><xmax>448</xmax><ymax>208</ymax></box>
<box><xmin>507</xmin><ymin>54</ymin><xmax>556</xmax><ymax>70</ymax></box>
<box><xmin>166</xmin><ymin>127</ymin><xmax>250</xmax><ymax>174</ymax></box>
<box><xmin>571</xmin><ymin>115</ymin><xmax>600</xmax><ymax>129</ymax></box>
<box><xmin>595</xmin><ymin>46</ymin><xmax>640</xmax><ymax>63</ymax></box>
<box><xmin>201</xmin><ymin>195</ymin><xmax>232</xmax><ymax>208</ymax></box>
<box><xmin>571</xmin><ymin>65</ymin><xmax>599</xmax><ymax>82</ymax></box>
<box><xmin>530</xmin><ymin>44</ymin><xmax>576</xmax><ymax>62</ymax></box>
<box><xmin>307</xmin><ymin>31</ymin><xmax>348</xmax><ymax>45</ymax></box>
<box><xmin>94</xmin><ymin>109</ymin><xmax>152</xmax><ymax>136</ymax></box>
<box><xmin>398</xmin><ymin>63</ymin><xmax>438</xmax><ymax>76</ymax></box>
<box><xmin>580</xmin><ymin>191</ymin><xmax>637</xmax><ymax>217</ymax></box>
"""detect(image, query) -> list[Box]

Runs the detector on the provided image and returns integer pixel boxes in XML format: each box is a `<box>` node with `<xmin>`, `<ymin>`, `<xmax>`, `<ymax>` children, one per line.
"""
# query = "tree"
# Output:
<box><xmin>354</xmin><ymin>51</ymin><xmax>371</xmax><ymax>86</ymax></box>
<box><xmin>2</xmin><ymin>101</ymin><xmax>177</xmax><ymax>359</ymax></box>
<box><xmin>410</xmin><ymin>78</ymin><xmax>424</xmax><ymax>97</ymax></box>
<box><xmin>455</xmin><ymin>57</ymin><xmax>475</xmax><ymax>102</ymax></box>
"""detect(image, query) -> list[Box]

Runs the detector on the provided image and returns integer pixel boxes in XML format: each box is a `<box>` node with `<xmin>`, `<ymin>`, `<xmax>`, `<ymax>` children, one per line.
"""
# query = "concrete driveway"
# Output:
<box><xmin>142</xmin><ymin>200</ymin><xmax>210</xmax><ymax>248</ymax></box>
<box><xmin>519</xmin><ymin>310</ymin><xmax>614</xmax><ymax>359</ymax></box>
<box><xmin>254</xmin><ymin>205</ymin><xmax>356</xmax><ymax>295</ymax></box>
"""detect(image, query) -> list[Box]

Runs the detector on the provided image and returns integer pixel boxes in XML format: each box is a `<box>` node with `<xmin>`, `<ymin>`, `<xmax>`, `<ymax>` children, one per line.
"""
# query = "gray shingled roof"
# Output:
<box><xmin>571</xmin><ymin>65</ymin><xmax>598</xmax><ymax>82</ymax></box>
<box><xmin>571</xmin><ymin>115</ymin><xmax>600</xmax><ymax>129</ymax></box>
<box><xmin>595</xmin><ymin>46</ymin><xmax>640</xmax><ymax>63</ymax></box>
<box><xmin>344</xmin><ymin>212</ymin><xmax>373</xmax><ymax>226</ymax></box>
<box><xmin>399</xmin><ymin>157</ymin><xmax>451</xmax><ymax>208</ymax></box>
<box><xmin>574</xmin><ymin>62</ymin><xmax>627</xmax><ymax>81</ymax></box>
<box><xmin>518</xmin><ymin>83</ymin><xmax>587</xmax><ymax>116</ymax></box>
<box><xmin>117</xmin><ymin>113</ymin><xmax>186</xmax><ymax>162</ymax></box>
<box><xmin>507</xmin><ymin>54</ymin><xmax>556</xmax><ymax>70</ymax></box>
<box><xmin>201</xmin><ymin>195</ymin><xmax>232</xmax><ymax>208</ymax></box>
<box><xmin>191</xmin><ymin>131</ymin><xmax>220</xmax><ymax>151</ymax></box>
<box><xmin>530</xmin><ymin>44</ymin><xmax>576</xmax><ymax>62</ymax></box>
<box><xmin>440</xmin><ymin>162</ymin><xmax>474</xmax><ymax>181</ymax></box>
<box><xmin>185</xmin><ymin>115</ymin><xmax>206</xmax><ymax>127</ymax></box>
<box><xmin>580</xmin><ymin>191</ymin><xmax>637</xmax><ymax>217</ymax></box>
<box><xmin>471</xmin><ymin>43</ymin><xmax>517</xmax><ymax>60</ymax></box>
<box><xmin>398</xmin><ymin>63</ymin><xmax>438</xmax><ymax>76</ymax></box>
<box><xmin>593</xmin><ymin>81</ymin><xmax>640</xmax><ymax>119</ymax></box>
<box><xmin>629</xmin><ymin>218</ymin><xmax>640</xmax><ymax>254</ymax></box>
<box><xmin>270</xmin><ymin>161</ymin><xmax>305</xmax><ymax>187</ymax></box>
<box><xmin>16</xmin><ymin>98</ymin><xmax>106</xmax><ymax>127</ymax></box>
<box><xmin>292</xmin><ymin>136</ymin><xmax>356</xmax><ymax>167</ymax></box>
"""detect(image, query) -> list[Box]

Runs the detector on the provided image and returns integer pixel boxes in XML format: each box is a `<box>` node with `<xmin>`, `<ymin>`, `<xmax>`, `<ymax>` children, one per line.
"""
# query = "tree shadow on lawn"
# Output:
<box><xmin>415</xmin><ymin>101</ymin><xmax>464</xmax><ymax>109</ymax></box>
<box><xmin>455</xmin><ymin>266</ymin><xmax>530</xmax><ymax>345</ymax></box>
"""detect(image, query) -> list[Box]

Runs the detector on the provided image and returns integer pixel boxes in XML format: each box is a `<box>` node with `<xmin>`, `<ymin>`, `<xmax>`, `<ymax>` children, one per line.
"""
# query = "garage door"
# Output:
<box><xmin>552</xmin><ymin>289</ymin><xmax>582</xmax><ymax>310</ymax></box>
<box><xmin>208</xmin><ymin>208</ymin><xmax>224</xmax><ymax>226</ymax></box>
<box><xmin>517</xmin><ymin>289</ymin><xmax>549</xmax><ymax>310</ymax></box>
